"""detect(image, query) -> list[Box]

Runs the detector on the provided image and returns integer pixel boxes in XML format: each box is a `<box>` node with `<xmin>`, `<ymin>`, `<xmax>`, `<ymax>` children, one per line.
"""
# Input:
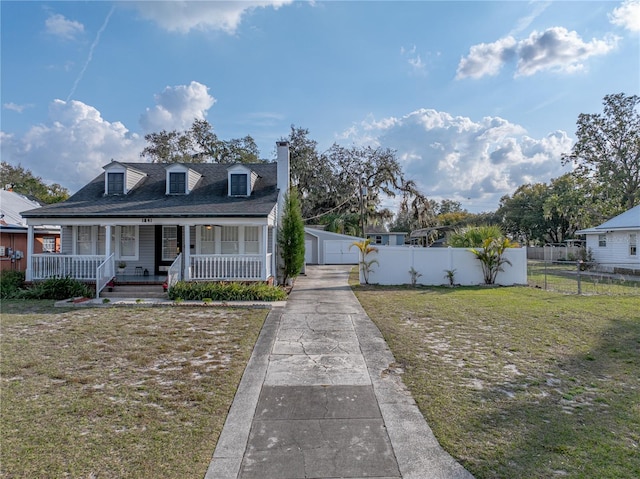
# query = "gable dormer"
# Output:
<box><xmin>165</xmin><ymin>164</ymin><xmax>202</xmax><ymax>195</ymax></box>
<box><xmin>227</xmin><ymin>164</ymin><xmax>258</xmax><ymax>197</ymax></box>
<box><xmin>103</xmin><ymin>161</ymin><xmax>146</xmax><ymax>195</ymax></box>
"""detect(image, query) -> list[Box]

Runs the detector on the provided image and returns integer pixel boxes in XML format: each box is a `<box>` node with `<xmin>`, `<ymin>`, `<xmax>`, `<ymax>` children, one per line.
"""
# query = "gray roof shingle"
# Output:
<box><xmin>22</xmin><ymin>162</ymin><xmax>279</xmax><ymax>219</ymax></box>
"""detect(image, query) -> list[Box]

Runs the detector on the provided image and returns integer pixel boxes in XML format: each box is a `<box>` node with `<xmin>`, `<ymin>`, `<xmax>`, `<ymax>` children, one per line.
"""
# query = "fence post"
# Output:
<box><xmin>577</xmin><ymin>261</ymin><xmax>582</xmax><ymax>295</ymax></box>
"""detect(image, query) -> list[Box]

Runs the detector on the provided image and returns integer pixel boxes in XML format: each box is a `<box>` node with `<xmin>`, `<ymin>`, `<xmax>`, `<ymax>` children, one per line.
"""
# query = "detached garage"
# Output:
<box><xmin>304</xmin><ymin>228</ymin><xmax>363</xmax><ymax>265</ymax></box>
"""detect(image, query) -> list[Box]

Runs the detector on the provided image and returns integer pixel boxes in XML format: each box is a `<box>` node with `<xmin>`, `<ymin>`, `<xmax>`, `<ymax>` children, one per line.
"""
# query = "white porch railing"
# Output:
<box><xmin>95</xmin><ymin>254</ymin><xmax>115</xmax><ymax>298</ymax></box>
<box><xmin>30</xmin><ymin>254</ymin><xmax>105</xmax><ymax>281</ymax></box>
<box><xmin>190</xmin><ymin>254</ymin><xmax>271</xmax><ymax>281</ymax></box>
<box><xmin>167</xmin><ymin>253</ymin><xmax>183</xmax><ymax>289</ymax></box>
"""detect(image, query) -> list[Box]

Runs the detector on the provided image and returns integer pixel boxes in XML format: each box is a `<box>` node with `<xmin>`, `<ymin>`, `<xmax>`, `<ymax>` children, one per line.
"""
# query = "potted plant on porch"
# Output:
<box><xmin>117</xmin><ymin>261</ymin><xmax>127</xmax><ymax>275</ymax></box>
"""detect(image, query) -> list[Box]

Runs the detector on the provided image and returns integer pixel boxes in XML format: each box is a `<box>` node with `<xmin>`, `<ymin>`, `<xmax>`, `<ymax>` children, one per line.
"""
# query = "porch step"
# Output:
<box><xmin>101</xmin><ymin>284</ymin><xmax>167</xmax><ymax>299</ymax></box>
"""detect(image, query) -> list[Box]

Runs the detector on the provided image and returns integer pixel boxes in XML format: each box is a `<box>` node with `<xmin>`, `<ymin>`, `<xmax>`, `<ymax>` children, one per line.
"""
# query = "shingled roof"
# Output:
<box><xmin>22</xmin><ymin>162</ymin><xmax>279</xmax><ymax>219</ymax></box>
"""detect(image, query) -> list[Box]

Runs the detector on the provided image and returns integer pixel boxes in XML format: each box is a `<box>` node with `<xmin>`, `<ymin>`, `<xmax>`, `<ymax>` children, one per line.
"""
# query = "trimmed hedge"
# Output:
<box><xmin>168</xmin><ymin>281</ymin><xmax>287</xmax><ymax>302</ymax></box>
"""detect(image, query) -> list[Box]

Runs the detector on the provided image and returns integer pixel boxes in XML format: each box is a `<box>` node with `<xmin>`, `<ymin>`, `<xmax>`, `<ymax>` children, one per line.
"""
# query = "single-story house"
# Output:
<box><xmin>576</xmin><ymin>204</ymin><xmax>640</xmax><ymax>274</ymax></box>
<box><xmin>21</xmin><ymin>141</ymin><xmax>291</xmax><ymax>294</ymax></box>
<box><xmin>304</xmin><ymin>228</ymin><xmax>363</xmax><ymax>265</ymax></box>
<box><xmin>365</xmin><ymin>229</ymin><xmax>407</xmax><ymax>246</ymax></box>
<box><xmin>0</xmin><ymin>189</ymin><xmax>60</xmax><ymax>273</ymax></box>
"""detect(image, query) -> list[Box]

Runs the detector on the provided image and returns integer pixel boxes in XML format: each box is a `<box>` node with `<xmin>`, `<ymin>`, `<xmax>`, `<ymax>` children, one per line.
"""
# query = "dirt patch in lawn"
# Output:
<box><xmin>353</xmin><ymin>283</ymin><xmax>640</xmax><ymax>479</ymax></box>
<box><xmin>1</xmin><ymin>300</ymin><xmax>267</xmax><ymax>478</ymax></box>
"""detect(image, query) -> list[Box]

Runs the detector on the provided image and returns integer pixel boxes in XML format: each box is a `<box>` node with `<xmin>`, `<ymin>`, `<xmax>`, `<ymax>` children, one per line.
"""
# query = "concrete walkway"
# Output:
<box><xmin>206</xmin><ymin>265</ymin><xmax>474</xmax><ymax>479</ymax></box>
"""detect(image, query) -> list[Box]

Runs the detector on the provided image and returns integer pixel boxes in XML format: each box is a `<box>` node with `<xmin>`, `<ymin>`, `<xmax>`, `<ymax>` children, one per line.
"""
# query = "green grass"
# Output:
<box><xmin>1</xmin><ymin>300</ymin><xmax>268</xmax><ymax>478</ymax></box>
<box><xmin>528</xmin><ymin>261</ymin><xmax>640</xmax><ymax>296</ymax></box>
<box><xmin>352</xmin><ymin>279</ymin><xmax>640</xmax><ymax>479</ymax></box>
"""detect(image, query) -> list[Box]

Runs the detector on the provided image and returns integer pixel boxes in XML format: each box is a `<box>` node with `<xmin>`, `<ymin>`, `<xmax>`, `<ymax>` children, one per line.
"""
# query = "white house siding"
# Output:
<box><xmin>586</xmin><ymin>231</ymin><xmax>640</xmax><ymax>273</ymax></box>
<box><xmin>61</xmin><ymin>225</ymin><xmax>73</xmax><ymax>254</ymax></box>
<box><xmin>126</xmin><ymin>168</ymin><xmax>145</xmax><ymax>191</ymax></box>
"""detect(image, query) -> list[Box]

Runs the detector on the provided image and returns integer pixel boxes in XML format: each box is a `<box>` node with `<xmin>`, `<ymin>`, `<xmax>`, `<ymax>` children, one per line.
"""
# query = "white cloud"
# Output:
<box><xmin>343</xmin><ymin>109</ymin><xmax>573</xmax><ymax>211</ymax></box>
<box><xmin>610</xmin><ymin>0</ymin><xmax>640</xmax><ymax>32</ymax></box>
<box><xmin>45</xmin><ymin>13</ymin><xmax>84</xmax><ymax>40</ymax></box>
<box><xmin>457</xmin><ymin>27</ymin><xmax>619</xmax><ymax>79</ymax></box>
<box><xmin>132</xmin><ymin>1</ymin><xmax>293</xmax><ymax>34</ymax></box>
<box><xmin>139</xmin><ymin>81</ymin><xmax>216</xmax><ymax>132</ymax></box>
<box><xmin>3</xmin><ymin>103</ymin><xmax>32</xmax><ymax>113</ymax></box>
<box><xmin>456</xmin><ymin>36</ymin><xmax>518</xmax><ymax>79</ymax></box>
<box><xmin>516</xmin><ymin>27</ymin><xmax>619</xmax><ymax>77</ymax></box>
<box><xmin>0</xmin><ymin>100</ymin><xmax>144</xmax><ymax>193</ymax></box>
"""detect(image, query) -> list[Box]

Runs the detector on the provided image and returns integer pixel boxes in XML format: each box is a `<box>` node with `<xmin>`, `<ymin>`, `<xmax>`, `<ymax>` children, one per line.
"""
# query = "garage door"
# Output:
<box><xmin>324</xmin><ymin>240</ymin><xmax>360</xmax><ymax>264</ymax></box>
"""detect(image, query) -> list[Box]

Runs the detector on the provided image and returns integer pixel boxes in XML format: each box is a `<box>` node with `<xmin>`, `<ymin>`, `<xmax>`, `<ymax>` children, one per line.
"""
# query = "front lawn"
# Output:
<box><xmin>0</xmin><ymin>301</ymin><xmax>267</xmax><ymax>478</ymax></box>
<box><xmin>353</xmin><ymin>281</ymin><xmax>640</xmax><ymax>479</ymax></box>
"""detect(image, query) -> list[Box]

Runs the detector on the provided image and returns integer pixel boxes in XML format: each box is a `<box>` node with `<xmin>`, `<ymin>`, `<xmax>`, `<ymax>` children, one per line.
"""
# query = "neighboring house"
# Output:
<box><xmin>409</xmin><ymin>226</ymin><xmax>455</xmax><ymax>247</ymax></box>
<box><xmin>365</xmin><ymin>229</ymin><xmax>407</xmax><ymax>246</ymax></box>
<box><xmin>304</xmin><ymin>228</ymin><xmax>363</xmax><ymax>265</ymax></box>
<box><xmin>21</xmin><ymin>142</ymin><xmax>291</xmax><ymax>293</ymax></box>
<box><xmin>0</xmin><ymin>189</ymin><xmax>60</xmax><ymax>273</ymax></box>
<box><xmin>576</xmin><ymin>204</ymin><xmax>640</xmax><ymax>274</ymax></box>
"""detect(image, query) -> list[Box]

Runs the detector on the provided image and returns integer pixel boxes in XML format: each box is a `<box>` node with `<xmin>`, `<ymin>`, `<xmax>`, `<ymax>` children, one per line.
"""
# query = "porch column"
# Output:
<box><xmin>271</xmin><ymin>225</ymin><xmax>278</xmax><ymax>283</ymax></box>
<box><xmin>105</xmin><ymin>225</ymin><xmax>112</xmax><ymax>257</ymax></box>
<box><xmin>262</xmin><ymin>225</ymin><xmax>268</xmax><ymax>279</ymax></box>
<box><xmin>26</xmin><ymin>225</ymin><xmax>34</xmax><ymax>281</ymax></box>
<box><xmin>183</xmin><ymin>224</ymin><xmax>191</xmax><ymax>280</ymax></box>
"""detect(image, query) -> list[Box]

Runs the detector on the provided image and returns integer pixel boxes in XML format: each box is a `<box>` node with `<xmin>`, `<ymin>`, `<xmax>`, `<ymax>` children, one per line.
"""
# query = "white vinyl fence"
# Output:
<box><xmin>362</xmin><ymin>246</ymin><xmax>528</xmax><ymax>286</ymax></box>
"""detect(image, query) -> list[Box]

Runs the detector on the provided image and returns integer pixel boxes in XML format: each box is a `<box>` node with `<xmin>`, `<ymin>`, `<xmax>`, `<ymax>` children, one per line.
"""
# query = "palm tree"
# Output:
<box><xmin>447</xmin><ymin>225</ymin><xmax>517</xmax><ymax>284</ymax></box>
<box><xmin>350</xmin><ymin>238</ymin><xmax>379</xmax><ymax>284</ymax></box>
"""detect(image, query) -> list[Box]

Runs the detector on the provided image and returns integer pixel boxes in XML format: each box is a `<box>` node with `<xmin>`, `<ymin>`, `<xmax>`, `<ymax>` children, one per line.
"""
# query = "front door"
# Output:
<box><xmin>155</xmin><ymin>225</ymin><xmax>182</xmax><ymax>275</ymax></box>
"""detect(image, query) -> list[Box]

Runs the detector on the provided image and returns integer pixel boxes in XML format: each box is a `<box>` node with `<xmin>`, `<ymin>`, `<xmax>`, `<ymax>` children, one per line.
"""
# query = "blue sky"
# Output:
<box><xmin>1</xmin><ymin>1</ymin><xmax>638</xmax><ymax>213</ymax></box>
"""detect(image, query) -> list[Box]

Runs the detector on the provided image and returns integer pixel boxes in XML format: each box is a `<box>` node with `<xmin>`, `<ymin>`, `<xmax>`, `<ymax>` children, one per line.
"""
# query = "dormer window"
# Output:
<box><xmin>103</xmin><ymin>161</ymin><xmax>146</xmax><ymax>196</ymax></box>
<box><xmin>169</xmin><ymin>172</ymin><xmax>186</xmax><ymax>194</ymax></box>
<box><xmin>227</xmin><ymin>164</ymin><xmax>257</xmax><ymax>197</ymax></box>
<box><xmin>230</xmin><ymin>173</ymin><xmax>248</xmax><ymax>196</ymax></box>
<box><xmin>107</xmin><ymin>172</ymin><xmax>124</xmax><ymax>195</ymax></box>
<box><xmin>165</xmin><ymin>164</ymin><xmax>201</xmax><ymax>195</ymax></box>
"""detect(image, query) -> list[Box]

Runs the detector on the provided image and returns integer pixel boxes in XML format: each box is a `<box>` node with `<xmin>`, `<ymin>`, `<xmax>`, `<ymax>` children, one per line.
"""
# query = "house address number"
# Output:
<box><xmin>142</xmin><ymin>218</ymin><xmax>153</xmax><ymax>223</ymax></box>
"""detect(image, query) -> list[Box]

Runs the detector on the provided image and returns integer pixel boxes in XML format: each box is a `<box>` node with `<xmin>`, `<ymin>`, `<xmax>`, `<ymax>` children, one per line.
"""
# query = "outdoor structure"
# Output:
<box><xmin>0</xmin><ymin>189</ymin><xmax>60</xmax><ymax>272</ymax></box>
<box><xmin>304</xmin><ymin>228</ymin><xmax>363</xmax><ymax>265</ymax></box>
<box><xmin>21</xmin><ymin>141</ymin><xmax>291</xmax><ymax>295</ymax></box>
<box><xmin>365</xmin><ymin>228</ymin><xmax>407</xmax><ymax>246</ymax></box>
<box><xmin>576</xmin><ymin>204</ymin><xmax>640</xmax><ymax>274</ymax></box>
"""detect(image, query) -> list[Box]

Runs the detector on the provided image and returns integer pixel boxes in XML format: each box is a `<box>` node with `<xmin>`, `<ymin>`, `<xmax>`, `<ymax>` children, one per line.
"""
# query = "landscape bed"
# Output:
<box><xmin>353</xmin><ymin>276</ymin><xmax>640</xmax><ymax>479</ymax></box>
<box><xmin>0</xmin><ymin>301</ymin><xmax>268</xmax><ymax>478</ymax></box>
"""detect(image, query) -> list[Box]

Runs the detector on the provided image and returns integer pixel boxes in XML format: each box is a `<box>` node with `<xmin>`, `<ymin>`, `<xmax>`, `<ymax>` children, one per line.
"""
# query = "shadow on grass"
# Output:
<box><xmin>1</xmin><ymin>299</ymin><xmax>70</xmax><ymax>315</ymax></box>
<box><xmin>467</xmin><ymin>317</ymin><xmax>640</xmax><ymax>478</ymax></box>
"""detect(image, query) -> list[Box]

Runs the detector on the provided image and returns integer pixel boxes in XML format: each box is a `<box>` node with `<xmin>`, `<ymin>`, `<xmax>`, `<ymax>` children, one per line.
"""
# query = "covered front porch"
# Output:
<box><xmin>25</xmin><ymin>218</ymin><xmax>277</xmax><ymax>296</ymax></box>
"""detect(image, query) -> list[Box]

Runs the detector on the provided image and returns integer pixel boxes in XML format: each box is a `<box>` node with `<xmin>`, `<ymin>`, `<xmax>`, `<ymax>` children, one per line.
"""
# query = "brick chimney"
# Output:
<box><xmin>276</xmin><ymin>141</ymin><xmax>290</xmax><ymax>222</ymax></box>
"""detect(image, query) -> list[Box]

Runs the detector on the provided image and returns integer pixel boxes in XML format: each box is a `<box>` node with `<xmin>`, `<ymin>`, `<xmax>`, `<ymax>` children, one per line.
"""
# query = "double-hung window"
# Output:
<box><xmin>221</xmin><ymin>226</ymin><xmax>239</xmax><ymax>254</ymax></box>
<box><xmin>119</xmin><ymin>225</ymin><xmax>137</xmax><ymax>260</ymax></box>
<box><xmin>169</xmin><ymin>172</ymin><xmax>186</xmax><ymax>194</ymax></box>
<box><xmin>42</xmin><ymin>237</ymin><xmax>56</xmax><ymax>253</ymax></box>
<box><xmin>630</xmin><ymin>233</ymin><xmax>637</xmax><ymax>256</ymax></box>
<box><xmin>200</xmin><ymin>226</ymin><xmax>215</xmax><ymax>254</ymax></box>
<box><xmin>162</xmin><ymin>226</ymin><xmax>178</xmax><ymax>261</ymax></box>
<box><xmin>244</xmin><ymin>226</ymin><xmax>259</xmax><ymax>254</ymax></box>
<box><xmin>76</xmin><ymin>226</ymin><xmax>93</xmax><ymax>255</ymax></box>
<box><xmin>107</xmin><ymin>172</ymin><xmax>124</xmax><ymax>195</ymax></box>
<box><xmin>598</xmin><ymin>234</ymin><xmax>607</xmax><ymax>247</ymax></box>
<box><xmin>230</xmin><ymin>174</ymin><xmax>248</xmax><ymax>196</ymax></box>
